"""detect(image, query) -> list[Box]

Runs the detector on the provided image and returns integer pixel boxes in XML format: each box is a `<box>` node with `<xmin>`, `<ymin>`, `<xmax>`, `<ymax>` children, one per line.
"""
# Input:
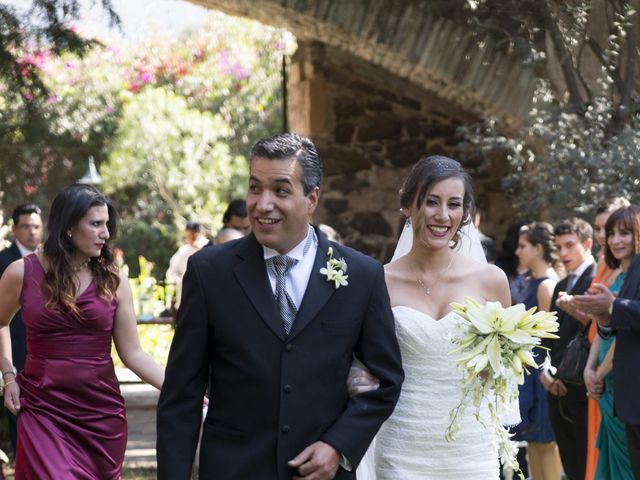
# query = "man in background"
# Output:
<box><xmin>214</xmin><ymin>228</ymin><xmax>244</xmax><ymax>245</ymax></box>
<box><xmin>0</xmin><ymin>204</ymin><xmax>43</xmax><ymax>452</ymax></box>
<box><xmin>166</xmin><ymin>221</ymin><xmax>208</xmax><ymax>309</ymax></box>
<box><xmin>542</xmin><ymin>218</ymin><xmax>595</xmax><ymax>480</ymax></box>
<box><xmin>222</xmin><ymin>199</ymin><xmax>250</xmax><ymax>235</ymax></box>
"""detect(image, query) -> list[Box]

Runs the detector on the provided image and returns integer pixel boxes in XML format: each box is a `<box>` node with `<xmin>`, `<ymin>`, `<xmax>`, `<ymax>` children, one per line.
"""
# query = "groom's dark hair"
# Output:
<box><xmin>250</xmin><ymin>133</ymin><xmax>322</xmax><ymax>195</ymax></box>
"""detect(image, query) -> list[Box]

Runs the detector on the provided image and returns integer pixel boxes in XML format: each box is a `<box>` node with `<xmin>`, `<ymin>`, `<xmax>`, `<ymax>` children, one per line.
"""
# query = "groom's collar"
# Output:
<box><xmin>262</xmin><ymin>225</ymin><xmax>316</xmax><ymax>262</ymax></box>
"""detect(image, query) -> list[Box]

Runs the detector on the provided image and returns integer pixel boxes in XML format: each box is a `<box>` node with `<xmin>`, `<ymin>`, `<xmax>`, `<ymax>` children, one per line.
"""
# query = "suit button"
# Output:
<box><xmin>283</xmin><ymin>384</ymin><xmax>292</xmax><ymax>393</ymax></box>
<box><xmin>284</xmin><ymin>344</ymin><xmax>293</xmax><ymax>352</ymax></box>
<box><xmin>281</xmin><ymin>425</ymin><xmax>290</xmax><ymax>434</ymax></box>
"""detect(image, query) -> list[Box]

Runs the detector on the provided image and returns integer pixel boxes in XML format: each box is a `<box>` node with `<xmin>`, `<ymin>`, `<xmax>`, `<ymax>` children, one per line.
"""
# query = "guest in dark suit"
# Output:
<box><xmin>574</xmin><ymin>249</ymin><xmax>640</xmax><ymax>479</ymax></box>
<box><xmin>156</xmin><ymin>133</ymin><xmax>404</xmax><ymax>480</ymax></box>
<box><xmin>540</xmin><ymin>217</ymin><xmax>595</xmax><ymax>480</ymax></box>
<box><xmin>0</xmin><ymin>204</ymin><xmax>43</xmax><ymax>452</ymax></box>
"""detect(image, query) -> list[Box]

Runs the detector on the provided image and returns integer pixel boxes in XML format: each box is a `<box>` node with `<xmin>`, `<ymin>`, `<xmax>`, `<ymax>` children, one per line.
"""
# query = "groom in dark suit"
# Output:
<box><xmin>574</xmin><ymin>253</ymin><xmax>640</xmax><ymax>478</ymax></box>
<box><xmin>157</xmin><ymin>133</ymin><xmax>404</xmax><ymax>480</ymax></box>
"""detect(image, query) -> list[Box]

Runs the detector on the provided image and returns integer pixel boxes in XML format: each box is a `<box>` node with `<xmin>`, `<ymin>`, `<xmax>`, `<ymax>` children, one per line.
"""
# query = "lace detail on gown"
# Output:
<box><xmin>372</xmin><ymin>306</ymin><xmax>498</xmax><ymax>479</ymax></box>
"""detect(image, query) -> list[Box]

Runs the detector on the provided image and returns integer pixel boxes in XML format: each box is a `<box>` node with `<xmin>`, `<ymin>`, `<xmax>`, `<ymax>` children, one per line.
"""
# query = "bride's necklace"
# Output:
<box><xmin>414</xmin><ymin>254</ymin><xmax>455</xmax><ymax>295</ymax></box>
<box><xmin>70</xmin><ymin>258</ymin><xmax>90</xmax><ymax>272</ymax></box>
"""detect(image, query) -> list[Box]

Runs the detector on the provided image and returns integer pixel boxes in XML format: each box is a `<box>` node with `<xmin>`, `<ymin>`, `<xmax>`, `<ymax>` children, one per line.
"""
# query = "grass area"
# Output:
<box><xmin>122</xmin><ymin>467</ymin><xmax>158</xmax><ymax>479</ymax></box>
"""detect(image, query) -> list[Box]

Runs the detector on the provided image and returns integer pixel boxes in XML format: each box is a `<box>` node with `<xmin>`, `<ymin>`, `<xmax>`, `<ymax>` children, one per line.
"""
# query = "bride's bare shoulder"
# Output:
<box><xmin>453</xmin><ymin>255</ymin><xmax>510</xmax><ymax>303</ymax></box>
<box><xmin>384</xmin><ymin>258</ymin><xmax>411</xmax><ymax>284</ymax></box>
<box><xmin>454</xmin><ymin>255</ymin><xmax>505</xmax><ymax>278</ymax></box>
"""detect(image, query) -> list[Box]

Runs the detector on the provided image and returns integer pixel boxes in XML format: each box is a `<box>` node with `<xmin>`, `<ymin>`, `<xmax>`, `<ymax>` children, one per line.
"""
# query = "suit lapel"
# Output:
<box><xmin>233</xmin><ymin>235</ymin><xmax>286</xmax><ymax>341</ymax></box>
<box><xmin>288</xmin><ymin>228</ymin><xmax>337</xmax><ymax>340</ymax></box>
<box><xmin>10</xmin><ymin>242</ymin><xmax>21</xmax><ymax>261</ymax></box>
<box><xmin>571</xmin><ymin>263</ymin><xmax>595</xmax><ymax>294</ymax></box>
<box><xmin>620</xmin><ymin>254</ymin><xmax>640</xmax><ymax>298</ymax></box>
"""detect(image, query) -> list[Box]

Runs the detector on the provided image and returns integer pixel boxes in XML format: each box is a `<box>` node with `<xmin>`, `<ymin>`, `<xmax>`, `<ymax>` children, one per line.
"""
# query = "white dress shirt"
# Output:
<box><xmin>15</xmin><ymin>239</ymin><xmax>37</xmax><ymax>258</ymax></box>
<box><xmin>566</xmin><ymin>255</ymin><xmax>595</xmax><ymax>292</ymax></box>
<box><xmin>263</xmin><ymin>225</ymin><xmax>318</xmax><ymax>307</ymax></box>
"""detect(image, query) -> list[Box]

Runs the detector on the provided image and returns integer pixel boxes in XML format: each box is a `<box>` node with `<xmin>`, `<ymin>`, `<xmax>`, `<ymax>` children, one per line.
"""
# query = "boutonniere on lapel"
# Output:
<box><xmin>320</xmin><ymin>247</ymin><xmax>349</xmax><ymax>289</ymax></box>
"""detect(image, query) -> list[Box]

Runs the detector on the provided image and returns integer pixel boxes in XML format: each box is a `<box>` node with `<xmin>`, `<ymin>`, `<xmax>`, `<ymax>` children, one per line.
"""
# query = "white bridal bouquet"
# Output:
<box><xmin>446</xmin><ymin>297</ymin><xmax>560</xmax><ymax>477</ymax></box>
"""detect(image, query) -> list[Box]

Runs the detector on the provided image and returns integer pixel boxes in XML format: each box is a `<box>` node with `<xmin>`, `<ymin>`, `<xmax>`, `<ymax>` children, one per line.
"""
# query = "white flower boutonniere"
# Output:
<box><xmin>320</xmin><ymin>247</ymin><xmax>349</xmax><ymax>289</ymax></box>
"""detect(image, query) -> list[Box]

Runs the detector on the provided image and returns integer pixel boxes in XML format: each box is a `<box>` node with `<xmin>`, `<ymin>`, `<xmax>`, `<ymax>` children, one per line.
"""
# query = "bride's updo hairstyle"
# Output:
<box><xmin>399</xmin><ymin>155</ymin><xmax>475</xmax><ymax>248</ymax></box>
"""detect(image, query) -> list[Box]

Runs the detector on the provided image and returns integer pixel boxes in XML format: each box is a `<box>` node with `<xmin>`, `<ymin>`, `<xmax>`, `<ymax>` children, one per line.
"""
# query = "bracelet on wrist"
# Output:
<box><xmin>2</xmin><ymin>368</ymin><xmax>16</xmax><ymax>378</ymax></box>
<box><xmin>3</xmin><ymin>379</ymin><xmax>15</xmax><ymax>387</ymax></box>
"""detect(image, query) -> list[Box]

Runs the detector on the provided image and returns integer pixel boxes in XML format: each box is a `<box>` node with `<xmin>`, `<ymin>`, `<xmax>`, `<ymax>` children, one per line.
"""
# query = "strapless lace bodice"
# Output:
<box><xmin>372</xmin><ymin>306</ymin><xmax>499</xmax><ymax>479</ymax></box>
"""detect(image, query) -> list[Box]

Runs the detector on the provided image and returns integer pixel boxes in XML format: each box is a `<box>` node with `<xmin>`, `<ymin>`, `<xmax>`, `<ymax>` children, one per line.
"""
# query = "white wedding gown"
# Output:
<box><xmin>366</xmin><ymin>306</ymin><xmax>499</xmax><ymax>479</ymax></box>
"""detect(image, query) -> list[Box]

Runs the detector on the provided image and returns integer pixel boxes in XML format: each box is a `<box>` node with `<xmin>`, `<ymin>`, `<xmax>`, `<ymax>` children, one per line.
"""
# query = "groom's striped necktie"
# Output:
<box><xmin>266</xmin><ymin>231</ymin><xmax>314</xmax><ymax>335</ymax></box>
<box><xmin>269</xmin><ymin>255</ymin><xmax>298</xmax><ymax>334</ymax></box>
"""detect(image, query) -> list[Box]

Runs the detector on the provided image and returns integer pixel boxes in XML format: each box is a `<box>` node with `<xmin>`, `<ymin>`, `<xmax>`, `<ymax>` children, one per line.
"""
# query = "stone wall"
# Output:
<box><xmin>290</xmin><ymin>41</ymin><xmax>513</xmax><ymax>261</ymax></box>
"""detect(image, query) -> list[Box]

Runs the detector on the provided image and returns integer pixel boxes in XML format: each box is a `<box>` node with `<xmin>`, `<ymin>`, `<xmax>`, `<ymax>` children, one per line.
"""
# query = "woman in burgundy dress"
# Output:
<box><xmin>0</xmin><ymin>184</ymin><xmax>164</xmax><ymax>479</ymax></box>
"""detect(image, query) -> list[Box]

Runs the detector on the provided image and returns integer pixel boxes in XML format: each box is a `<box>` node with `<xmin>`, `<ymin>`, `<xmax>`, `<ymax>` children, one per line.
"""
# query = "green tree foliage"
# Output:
<box><xmin>101</xmin><ymin>86</ymin><xmax>247</xmax><ymax>231</ymax></box>
<box><xmin>451</xmin><ymin>0</ymin><xmax>640</xmax><ymax>216</ymax></box>
<box><xmin>0</xmin><ymin>11</ymin><xmax>287</xmax><ymax>275</ymax></box>
<box><xmin>0</xmin><ymin>1</ymin><xmax>119</xmax><ymax>142</ymax></box>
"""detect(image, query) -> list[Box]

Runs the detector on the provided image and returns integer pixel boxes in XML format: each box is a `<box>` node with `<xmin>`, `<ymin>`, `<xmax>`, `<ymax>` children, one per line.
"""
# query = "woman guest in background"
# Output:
<box><xmin>579</xmin><ymin>206</ymin><xmax>638</xmax><ymax>479</ymax></box>
<box><xmin>556</xmin><ymin>196</ymin><xmax>628</xmax><ymax>479</ymax></box>
<box><xmin>0</xmin><ymin>184</ymin><xmax>164</xmax><ymax>480</ymax></box>
<box><xmin>513</xmin><ymin>222</ymin><xmax>562</xmax><ymax>480</ymax></box>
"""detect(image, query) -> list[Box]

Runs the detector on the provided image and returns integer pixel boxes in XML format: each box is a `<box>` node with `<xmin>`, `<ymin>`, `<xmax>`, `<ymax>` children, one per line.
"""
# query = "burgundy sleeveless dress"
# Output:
<box><xmin>15</xmin><ymin>254</ymin><xmax>127</xmax><ymax>479</ymax></box>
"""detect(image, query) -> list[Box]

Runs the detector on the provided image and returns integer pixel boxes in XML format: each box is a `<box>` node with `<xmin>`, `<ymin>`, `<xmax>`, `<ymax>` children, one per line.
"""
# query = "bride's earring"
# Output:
<box><xmin>405</xmin><ymin>217</ymin><xmax>412</xmax><ymax>228</ymax></box>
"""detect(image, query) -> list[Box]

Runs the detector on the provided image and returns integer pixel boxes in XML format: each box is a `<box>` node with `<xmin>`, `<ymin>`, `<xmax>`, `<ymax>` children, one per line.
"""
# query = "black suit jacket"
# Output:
<box><xmin>0</xmin><ymin>243</ymin><xmax>27</xmax><ymax>371</ymax></box>
<box><xmin>157</xmin><ymin>228</ymin><xmax>404</xmax><ymax>480</ymax></box>
<box><xmin>547</xmin><ymin>262</ymin><xmax>596</xmax><ymax>380</ymax></box>
<box><xmin>609</xmin><ymin>254</ymin><xmax>640</xmax><ymax>425</ymax></box>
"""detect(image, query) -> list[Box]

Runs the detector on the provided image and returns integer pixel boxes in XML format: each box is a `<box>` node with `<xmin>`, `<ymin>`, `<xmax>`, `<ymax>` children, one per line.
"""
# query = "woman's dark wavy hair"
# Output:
<box><xmin>399</xmin><ymin>155</ymin><xmax>475</xmax><ymax>248</ymax></box>
<box><xmin>519</xmin><ymin>222</ymin><xmax>559</xmax><ymax>270</ymax></box>
<box><xmin>43</xmin><ymin>184</ymin><xmax>120</xmax><ymax>313</ymax></box>
<box><xmin>604</xmin><ymin>205</ymin><xmax>640</xmax><ymax>269</ymax></box>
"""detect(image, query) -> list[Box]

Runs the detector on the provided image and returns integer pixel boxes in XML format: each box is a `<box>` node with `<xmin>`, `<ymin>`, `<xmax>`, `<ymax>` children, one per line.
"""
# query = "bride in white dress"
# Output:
<box><xmin>357</xmin><ymin>156</ymin><xmax>512</xmax><ymax>479</ymax></box>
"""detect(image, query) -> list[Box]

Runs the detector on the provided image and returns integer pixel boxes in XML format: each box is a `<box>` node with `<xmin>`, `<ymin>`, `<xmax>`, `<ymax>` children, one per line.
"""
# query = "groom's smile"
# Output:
<box><xmin>247</xmin><ymin>155</ymin><xmax>319</xmax><ymax>254</ymax></box>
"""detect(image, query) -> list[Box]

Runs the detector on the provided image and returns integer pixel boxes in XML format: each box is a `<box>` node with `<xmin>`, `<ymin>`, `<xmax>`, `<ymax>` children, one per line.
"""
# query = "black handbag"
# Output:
<box><xmin>556</xmin><ymin>324</ymin><xmax>590</xmax><ymax>385</ymax></box>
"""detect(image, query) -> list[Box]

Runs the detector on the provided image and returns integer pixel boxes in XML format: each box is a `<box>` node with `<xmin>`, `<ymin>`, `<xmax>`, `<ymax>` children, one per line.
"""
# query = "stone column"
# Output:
<box><xmin>287</xmin><ymin>41</ymin><xmax>331</xmax><ymax>138</ymax></box>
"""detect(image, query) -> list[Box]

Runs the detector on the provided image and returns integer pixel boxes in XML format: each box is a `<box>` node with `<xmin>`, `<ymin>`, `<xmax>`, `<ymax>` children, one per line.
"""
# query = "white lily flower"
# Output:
<box><xmin>503</xmin><ymin>329</ymin><xmax>536</xmax><ymax>344</ymax></box>
<box><xmin>486</xmin><ymin>335</ymin><xmax>502</xmax><ymax>373</ymax></box>
<box><xmin>516</xmin><ymin>349</ymin><xmax>538</xmax><ymax>369</ymax></box>
<box><xmin>541</xmin><ymin>351</ymin><xmax>557</xmax><ymax>375</ymax></box>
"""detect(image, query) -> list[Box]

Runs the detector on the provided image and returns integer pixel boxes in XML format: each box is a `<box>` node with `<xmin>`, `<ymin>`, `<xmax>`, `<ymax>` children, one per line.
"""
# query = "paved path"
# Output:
<box><xmin>119</xmin><ymin>370</ymin><xmax>159</xmax><ymax>469</ymax></box>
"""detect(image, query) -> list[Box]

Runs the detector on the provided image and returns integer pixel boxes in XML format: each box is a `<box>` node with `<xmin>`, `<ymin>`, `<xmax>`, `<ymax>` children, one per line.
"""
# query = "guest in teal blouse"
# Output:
<box><xmin>583</xmin><ymin>206</ymin><xmax>638</xmax><ymax>480</ymax></box>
